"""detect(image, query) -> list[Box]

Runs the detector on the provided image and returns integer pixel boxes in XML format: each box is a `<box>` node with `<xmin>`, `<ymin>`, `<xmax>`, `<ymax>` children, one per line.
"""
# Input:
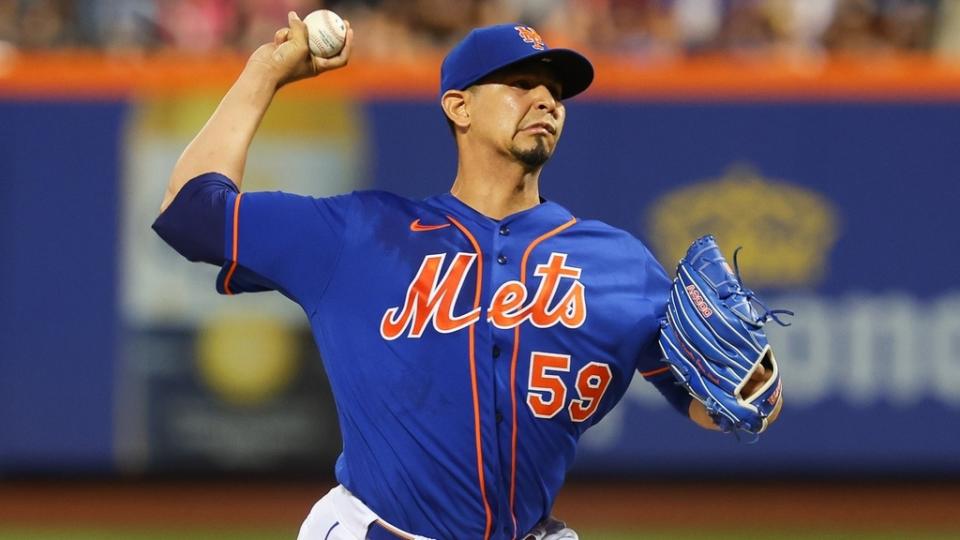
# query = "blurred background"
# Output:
<box><xmin>1</xmin><ymin>0</ymin><xmax>960</xmax><ymax>58</ymax></box>
<box><xmin>2</xmin><ymin>0</ymin><xmax>960</xmax><ymax>539</ymax></box>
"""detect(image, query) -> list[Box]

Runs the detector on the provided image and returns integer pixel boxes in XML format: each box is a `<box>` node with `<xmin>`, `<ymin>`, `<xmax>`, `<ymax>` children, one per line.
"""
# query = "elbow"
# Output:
<box><xmin>159</xmin><ymin>184</ymin><xmax>178</xmax><ymax>215</ymax></box>
<box><xmin>152</xmin><ymin>212</ymin><xmax>210</xmax><ymax>263</ymax></box>
<box><xmin>151</xmin><ymin>173</ymin><xmax>236</xmax><ymax>265</ymax></box>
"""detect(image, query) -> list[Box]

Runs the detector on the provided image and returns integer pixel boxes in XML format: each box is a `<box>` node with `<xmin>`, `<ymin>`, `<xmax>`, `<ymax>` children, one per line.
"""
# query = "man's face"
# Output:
<box><xmin>467</xmin><ymin>62</ymin><xmax>565</xmax><ymax>169</ymax></box>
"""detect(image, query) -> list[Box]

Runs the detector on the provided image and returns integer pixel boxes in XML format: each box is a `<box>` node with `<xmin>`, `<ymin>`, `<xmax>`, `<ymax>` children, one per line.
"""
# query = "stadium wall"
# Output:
<box><xmin>1</xmin><ymin>55</ymin><xmax>958</xmax><ymax>476</ymax></box>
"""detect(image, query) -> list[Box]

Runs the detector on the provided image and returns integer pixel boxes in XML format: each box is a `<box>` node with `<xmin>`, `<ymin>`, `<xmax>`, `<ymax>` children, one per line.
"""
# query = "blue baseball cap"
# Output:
<box><xmin>440</xmin><ymin>24</ymin><xmax>594</xmax><ymax>100</ymax></box>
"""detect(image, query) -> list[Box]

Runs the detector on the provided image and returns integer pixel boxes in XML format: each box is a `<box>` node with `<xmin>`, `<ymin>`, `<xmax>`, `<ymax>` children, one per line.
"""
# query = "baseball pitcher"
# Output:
<box><xmin>153</xmin><ymin>12</ymin><xmax>783</xmax><ymax>540</ymax></box>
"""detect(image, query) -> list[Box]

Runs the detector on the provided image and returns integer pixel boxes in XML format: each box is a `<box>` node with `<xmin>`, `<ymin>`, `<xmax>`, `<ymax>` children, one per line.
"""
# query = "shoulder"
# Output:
<box><xmin>567</xmin><ymin>217</ymin><xmax>670</xmax><ymax>285</ymax></box>
<box><xmin>349</xmin><ymin>189</ymin><xmax>436</xmax><ymax>212</ymax></box>
<box><xmin>350</xmin><ymin>189</ymin><xmax>409</xmax><ymax>203</ymax></box>
<box><xmin>339</xmin><ymin>190</ymin><xmax>453</xmax><ymax>232</ymax></box>
<box><xmin>570</xmin><ymin>218</ymin><xmax>657</xmax><ymax>258</ymax></box>
<box><xmin>571</xmin><ymin>217</ymin><xmax>635</xmax><ymax>238</ymax></box>
<box><xmin>300</xmin><ymin>189</ymin><xmax>421</xmax><ymax>221</ymax></box>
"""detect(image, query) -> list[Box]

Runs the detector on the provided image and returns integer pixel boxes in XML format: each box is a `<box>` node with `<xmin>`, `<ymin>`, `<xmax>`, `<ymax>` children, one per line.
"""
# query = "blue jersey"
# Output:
<box><xmin>153</xmin><ymin>173</ymin><xmax>683</xmax><ymax>540</ymax></box>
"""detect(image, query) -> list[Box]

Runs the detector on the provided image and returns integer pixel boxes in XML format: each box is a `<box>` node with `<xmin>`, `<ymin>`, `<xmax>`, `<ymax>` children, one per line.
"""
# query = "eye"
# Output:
<box><xmin>512</xmin><ymin>79</ymin><xmax>535</xmax><ymax>90</ymax></box>
<box><xmin>507</xmin><ymin>77</ymin><xmax>562</xmax><ymax>100</ymax></box>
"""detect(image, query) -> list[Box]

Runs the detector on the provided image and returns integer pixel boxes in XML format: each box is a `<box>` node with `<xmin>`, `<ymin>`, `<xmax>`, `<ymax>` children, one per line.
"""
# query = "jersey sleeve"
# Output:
<box><xmin>152</xmin><ymin>172</ymin><xmax>355</xmax><ymax>310</ymax></box>
<box><xmin>639</xmin><ymin>344</ymin><xmax>693</xmax><ymax>417</ymax></box>
<box><xmin>216</xmin><ymin>185</ymin><xmax>354</xmax><ymax>308</ymax></box>
<box><xmin>152</xmin><ymin>172</ymin><xmax>237</xmax><ymax>266</ymax></box>
<box><xmin>632</xmin><ymin>242</ymin><xmax>693</xmax><ymax>416</ymax></box>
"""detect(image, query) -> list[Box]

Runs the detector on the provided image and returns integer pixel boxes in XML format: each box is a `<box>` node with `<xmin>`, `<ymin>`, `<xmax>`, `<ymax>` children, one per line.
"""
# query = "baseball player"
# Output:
<box><xmin>153</xmin><ymin>12</ymin><xmax>780</xmax><ymax>540</ymax></box>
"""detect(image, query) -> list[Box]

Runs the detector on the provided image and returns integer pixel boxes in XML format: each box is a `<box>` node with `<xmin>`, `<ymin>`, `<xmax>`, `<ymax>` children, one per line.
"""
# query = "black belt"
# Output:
<box><xmin>367</xmin><ymin>520</ymin><xmax>411</xmax><ymax>540</ymax></box>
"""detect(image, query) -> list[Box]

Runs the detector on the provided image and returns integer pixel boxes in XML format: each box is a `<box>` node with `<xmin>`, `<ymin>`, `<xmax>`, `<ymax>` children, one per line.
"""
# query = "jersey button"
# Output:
<box><xmin>495</xmin><ymin>411</ymin><xmax>503</xmax><ymax>423</ymax></box>
<box><xmin>499</xmin><ymin>225</ymin><xmax>510</xmax><ymax>236</ymax></box>
<box><xmin>492</xmin><ymin>345</ymin><xmax>501</xmax><ymax>358</ymax></box>
<box><xmin>497</xmin><ymin>254</ymin><xmax>507</xmax><ymax>264</ymax></box>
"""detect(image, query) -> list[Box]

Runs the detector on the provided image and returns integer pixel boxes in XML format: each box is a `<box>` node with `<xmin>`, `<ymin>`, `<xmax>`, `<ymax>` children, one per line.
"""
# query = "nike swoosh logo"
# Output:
<box><xmin>410</xmin><ymin>219</ymin><xmax>451</xmax><ymax>232</ymax></box>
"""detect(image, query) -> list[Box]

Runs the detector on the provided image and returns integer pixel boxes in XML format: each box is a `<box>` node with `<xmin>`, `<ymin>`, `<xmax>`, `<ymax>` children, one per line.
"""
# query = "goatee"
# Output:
<box><xmin>511</xmin><ymin>139</ymin><xmax>551</xmax><ymax>169</ymax></box>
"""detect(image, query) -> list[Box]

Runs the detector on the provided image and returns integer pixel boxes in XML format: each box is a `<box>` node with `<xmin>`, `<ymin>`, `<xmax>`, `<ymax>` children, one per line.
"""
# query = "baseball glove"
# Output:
<box><xmin>658</xmin><ymin>235</ymin><xmax>791</xmax><ymax>436</ymax></box>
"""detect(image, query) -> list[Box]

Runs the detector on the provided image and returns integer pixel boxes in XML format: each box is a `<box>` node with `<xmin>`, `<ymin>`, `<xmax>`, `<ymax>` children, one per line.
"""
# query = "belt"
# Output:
<box><xmin>366</xmin><ymin>520</ymin><xmax>414</xmax><ymax>540</ymax></box>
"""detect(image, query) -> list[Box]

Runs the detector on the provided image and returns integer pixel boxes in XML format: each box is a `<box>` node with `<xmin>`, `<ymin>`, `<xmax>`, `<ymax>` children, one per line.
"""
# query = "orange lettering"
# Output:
<box><xmin>529</xmin><ymin>253</ymin><xmax>584</xmax><ymax>328</ymax></box>
<box><xmin>380</xmin><ymin>253</ymin><xmax>481</xmax><ymax>340</ymax></box>
<box><xmin>488</xmin><ymin>281</ymin><xmax>529</xmax><ymax>328</ymax></box>
<box><xmin>385</xmin><ymin>252</ymin><xmax>587</xmax><ymax>339</ymax></box>
<box><xmin>556</xmin><ymin>282</ymin><xmax>586</xmax><ymax>328</ymax></box>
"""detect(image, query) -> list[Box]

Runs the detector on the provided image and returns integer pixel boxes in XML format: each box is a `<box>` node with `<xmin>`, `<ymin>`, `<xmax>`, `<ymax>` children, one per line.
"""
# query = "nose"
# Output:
<box><xmin>532</xmin><ymin>85</ymin><xmax>560</xmax><ymax>117</ymax></box>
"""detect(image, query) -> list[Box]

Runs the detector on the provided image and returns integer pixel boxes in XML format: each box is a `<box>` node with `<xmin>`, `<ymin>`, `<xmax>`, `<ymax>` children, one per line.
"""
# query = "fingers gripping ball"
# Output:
<box><xmin>658</xmin><ymin>235</ymin><xmax>792</xmax><ymax>436</ymax></box>
<box><xmin>303</xmin><ymin>10</ymin><xmax>346</xmax><ymax>58</ymax></box>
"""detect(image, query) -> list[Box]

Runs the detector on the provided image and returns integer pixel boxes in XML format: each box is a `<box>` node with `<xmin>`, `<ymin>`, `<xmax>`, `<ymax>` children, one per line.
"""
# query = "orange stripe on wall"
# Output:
<box><xmin>446</xmin><ymin>215</ymin><xmax>492</xmax><ymax>540</ymax></box>
<box><xmin>3</xmin><ymin>53</ymin><xmax>960</xmax><ymax>99</ymax></box>
<box><xmin>509</xmin><ymin>217</ymin><xmax>577</xmax><ymax>539</ymax></box>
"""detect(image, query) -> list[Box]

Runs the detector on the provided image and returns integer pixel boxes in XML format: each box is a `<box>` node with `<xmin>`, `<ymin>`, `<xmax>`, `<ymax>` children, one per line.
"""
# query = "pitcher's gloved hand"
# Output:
<box><xmin>658</xmin><ymin>235</ymin><xmax>792</xmax><ymax>436</ymax></box>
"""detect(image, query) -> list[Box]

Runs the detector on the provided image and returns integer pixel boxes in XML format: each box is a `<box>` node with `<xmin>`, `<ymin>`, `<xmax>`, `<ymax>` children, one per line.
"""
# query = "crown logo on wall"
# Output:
<box><xmin>647</xmin><ymin>164</ymin><xmax>839</xmax><ymax>289</ymax></box>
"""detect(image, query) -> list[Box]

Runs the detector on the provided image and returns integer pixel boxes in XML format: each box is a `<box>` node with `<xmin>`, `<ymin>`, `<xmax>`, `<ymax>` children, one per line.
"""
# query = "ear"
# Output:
<box><xmin>441</xmin><ymin>89</ymin><xmax>471</xmax><ymax>130</ymax></box>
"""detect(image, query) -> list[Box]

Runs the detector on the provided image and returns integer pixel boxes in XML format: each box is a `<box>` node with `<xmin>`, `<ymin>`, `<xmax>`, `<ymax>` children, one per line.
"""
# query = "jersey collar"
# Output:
<box><xmin>426</xmin><ymin>192</ymin><xmax>574</xmax><ymax>232</ymax></box>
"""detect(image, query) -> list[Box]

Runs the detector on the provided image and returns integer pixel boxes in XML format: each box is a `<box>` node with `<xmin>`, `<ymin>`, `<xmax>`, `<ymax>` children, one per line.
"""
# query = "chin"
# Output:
<box><xmin>512</xmin><ymin>143</ymin><xmax>553</xmax><ymax>169</ymax></box>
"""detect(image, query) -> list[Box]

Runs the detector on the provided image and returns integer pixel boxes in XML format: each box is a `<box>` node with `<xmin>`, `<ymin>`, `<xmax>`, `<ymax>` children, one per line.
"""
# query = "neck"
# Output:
<box><xmin>449</xmin><ymin>143</ymin><xmax>544</xmax><ymax>220</ymax></box>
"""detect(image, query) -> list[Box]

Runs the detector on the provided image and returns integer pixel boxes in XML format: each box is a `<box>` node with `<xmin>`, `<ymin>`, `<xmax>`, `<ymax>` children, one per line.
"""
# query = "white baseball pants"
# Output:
<box><xmin>296</xmin><ymin>485</ymin><xmax>578</xmax><ymax>540</ymax></box>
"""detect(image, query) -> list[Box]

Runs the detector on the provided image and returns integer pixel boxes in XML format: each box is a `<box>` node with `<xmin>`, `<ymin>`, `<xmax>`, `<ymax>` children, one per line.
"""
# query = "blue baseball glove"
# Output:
<box><xmin>658</xmin><ymin>235</ymin><xmax>791</xmax><ymax>436</ymax></box>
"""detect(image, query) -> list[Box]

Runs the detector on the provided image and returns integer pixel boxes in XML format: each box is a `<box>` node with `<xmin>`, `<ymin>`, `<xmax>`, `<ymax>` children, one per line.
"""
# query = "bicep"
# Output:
<box><xmin>152</xmin><ymin>172</ymin><xmax>355</xmax><ymax>308</ymax></box>
<box><xmin>217</xmin><ymin>188</ymin><xmax>354</xmax><ymax>306</ymax></box>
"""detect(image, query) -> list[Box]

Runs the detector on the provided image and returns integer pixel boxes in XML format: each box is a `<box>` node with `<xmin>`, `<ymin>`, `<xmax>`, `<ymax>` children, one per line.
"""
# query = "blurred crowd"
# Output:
<box><xmin>2</xmin><ymin>0</ymin><xmax>960</xmax><ymax>60</ymax></box>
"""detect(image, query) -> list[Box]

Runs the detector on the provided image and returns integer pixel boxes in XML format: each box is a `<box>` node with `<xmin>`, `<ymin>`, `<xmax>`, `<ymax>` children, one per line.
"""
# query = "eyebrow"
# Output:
<box><xmin>505</xmin><ymin>73</ymin><xmax>563</xmax><ymax>96</ymax></box>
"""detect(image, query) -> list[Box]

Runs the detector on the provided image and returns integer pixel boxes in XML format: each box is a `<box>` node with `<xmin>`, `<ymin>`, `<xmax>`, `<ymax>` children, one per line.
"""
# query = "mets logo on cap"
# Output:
<box><xmin>515</xmin><ymin>25</ymin><xmax>545</xmax><ymax>50</ymax></box>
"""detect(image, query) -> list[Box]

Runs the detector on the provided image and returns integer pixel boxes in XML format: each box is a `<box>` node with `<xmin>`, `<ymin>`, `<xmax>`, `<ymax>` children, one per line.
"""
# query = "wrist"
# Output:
<box><xmin>241</xmin><ymin>59</ymin><xmax>284</xmax><ymax>91</ymax></box>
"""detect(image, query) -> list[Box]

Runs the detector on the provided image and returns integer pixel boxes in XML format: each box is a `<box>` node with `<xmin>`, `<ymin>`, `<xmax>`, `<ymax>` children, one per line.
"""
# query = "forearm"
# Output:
<box><xmin>160</xmin><ymin>63</ymin><xmax>280</xmax><ymax>213</ymax></box>
<box><xmin>158</xmin><ymin>10</ymin><xmax>353</xmax><ymax>214</ymax></box>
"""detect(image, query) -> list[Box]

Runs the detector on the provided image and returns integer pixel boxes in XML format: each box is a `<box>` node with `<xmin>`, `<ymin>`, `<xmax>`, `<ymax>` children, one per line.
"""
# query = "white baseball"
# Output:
<box><xmin>303</xmin><ymin>10</ymin><xmax>346</xmax><ymax>59</ymax></box>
